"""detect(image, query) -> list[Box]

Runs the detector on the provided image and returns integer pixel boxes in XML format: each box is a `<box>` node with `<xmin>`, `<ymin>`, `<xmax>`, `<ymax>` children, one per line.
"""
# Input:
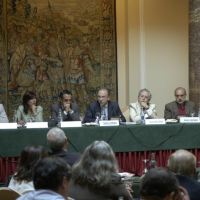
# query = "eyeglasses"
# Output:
<box><xmin>140</xmin><ymin>95</ymin><xmax>149</xmax><ymax>99</ymax></box>
<box><xmin>98</xmin><ymin>96</ymin><xmax>107</xmax><ymax>99</ymax></box>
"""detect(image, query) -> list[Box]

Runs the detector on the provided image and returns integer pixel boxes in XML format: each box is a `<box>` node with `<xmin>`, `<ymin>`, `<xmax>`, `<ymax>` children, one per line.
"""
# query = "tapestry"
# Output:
<box><xmin>0</xmin><ymin>0</ymin><xmax>117</xmax><ymax>121</ymax></box>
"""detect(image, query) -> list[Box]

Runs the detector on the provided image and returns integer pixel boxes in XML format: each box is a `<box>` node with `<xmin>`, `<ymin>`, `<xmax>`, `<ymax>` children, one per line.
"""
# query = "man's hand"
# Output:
<box><xmin>140</xmin><ymin>102</ymin><xmax>149</xmax><ymax>109</ymax></box>
<box><xmin>64</xmin><ymin>104</ymin><xmax>72</xmax><ymax>112</ymax></box>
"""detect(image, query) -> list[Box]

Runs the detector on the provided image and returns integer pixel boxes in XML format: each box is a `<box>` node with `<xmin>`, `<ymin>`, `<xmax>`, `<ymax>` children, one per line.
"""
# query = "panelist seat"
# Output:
<box><xmin>121</xmin><ymin>106</ymin><xmax>130</xmax><ymax>122</ymax></box>
<box><xmin>0</xmin><ymin>187</ymin><xmax>21</xmax><ymax>200</ymax></box>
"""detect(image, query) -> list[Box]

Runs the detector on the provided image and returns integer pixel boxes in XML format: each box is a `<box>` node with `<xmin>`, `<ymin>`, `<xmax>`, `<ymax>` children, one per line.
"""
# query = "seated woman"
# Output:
<box><xmin>16</xmin><ymin>91</ymin><xmax>43</xmax><ymax>125</ymax></box>
<box><xmin>8</xmin><ymin>145</ymin><xmax>46</xmax><ymax>195</ymax></box>
<box><xmin>69</xmin><ymin>141</ymin><xmax>132</xmax><ymax>200</ymax></box>
<box><xmin>0</xmin><ymin>104</ymin><xmax>9</xmax><ymax>123</ymax></box>
<box><xmin>129</xmin><ymin>88</ymin><xmax>157</xmax><ymax>122</ymax></box>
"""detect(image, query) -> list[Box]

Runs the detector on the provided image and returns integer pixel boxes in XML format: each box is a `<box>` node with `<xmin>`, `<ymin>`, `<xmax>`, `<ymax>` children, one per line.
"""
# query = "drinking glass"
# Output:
<box><xmin>29</xmin><ymin>114</ymin><xmax>34</xmax><ymax>122</ymax></box>
<box><xmin>79</xmin><ymin>113</ymin><xmax>85</xmax><ymax>124</ymax></box>
<box><xmin>142</xmin><ymin>159</ymin><xmax>149</xmax><ymax>175</ymax></box>
<box><xmin>95</xmin><ymin>112</ymin><xmax>100</xmax><ymax>124</ymax></box>
<box><xmin>190</xmin><ymin>112</ymin><xmax>195</xmax><ymax>117</ymax></box>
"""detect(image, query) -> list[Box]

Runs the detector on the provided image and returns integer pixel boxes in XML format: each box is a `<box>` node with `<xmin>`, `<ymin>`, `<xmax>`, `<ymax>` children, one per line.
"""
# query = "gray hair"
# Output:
<box><xmin>168</xmin><ymin>149</ymin><xmax>196</xmax><ymax>177</ymax></box>
<box><xmin>138</xmin><ymin>88</ymin><xmax>152</xmax><ymax>101</ymax></box>
<box><xmin>47</xmin><ymin>128</ymin><xmax>66</xmax><ymax>151</ymax></box>
<box><xmin>72</xmin><ymin>141</ymin><xmax>118</xmax><ymax>187</ymax></box>
<box><xmin>174</xmin><ymin>87</ymin><xmax>187</xmax><ymax>95</ymax></box>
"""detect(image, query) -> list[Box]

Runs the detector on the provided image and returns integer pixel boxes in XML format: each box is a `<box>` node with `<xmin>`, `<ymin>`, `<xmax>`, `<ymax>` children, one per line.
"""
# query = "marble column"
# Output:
<box><xmin>189</xmin><ymin>0</ymin><xmax>200</xmax><ymax>111</ymax></box>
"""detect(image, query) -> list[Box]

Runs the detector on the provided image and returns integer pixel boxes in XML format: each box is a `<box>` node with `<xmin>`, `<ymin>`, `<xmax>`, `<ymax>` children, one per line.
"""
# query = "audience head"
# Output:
<box><xmin>72</xmin><ymin>140</ymin><xmax>118</xmax><ymax>187</ymax></box>
<box><xmin>22</xmin><ymin>91</ymin><xmax>37</xmax><ymax>114</ymax></box>
<box><xmin>138</xmin><ymin>88</ymin><xmax>152</xmax><ymax>104</ymax></box>
<box><xmin>47</xmin><ymin>127</ymin><xmax>67</xmax><ymax>151</ymax></box>
<box><xmin>14</xmin><ymin>145</ymin><xmax>46</xmax><ymax>182</ymax></box>
<box><xmin>140</xmin><ymin>167</ymin><xmax>179</xmax><ymax>200</ymax></box>
<box><xmin>33</xmin><ymin>157</ymin><xmax>72</xmax><ymax>199</ymax></box>
<box><xmin>174</xmin><ymin>87</ymin><xmax>187</xmax><ymax>105</ymax></box>
<box><xmin>97</xmin><ymin>88</ymin><xmax>110</xmax><ymax>107</ymax></box>
<box><xmin>168</xmin><ymin>149</ymin><xmax>196</xmax><ymax>177</ymax></box>
<box><xmin>59</xmin><ymin>90</ymin><xmax>72</xmax><ymax>107</ymax></box>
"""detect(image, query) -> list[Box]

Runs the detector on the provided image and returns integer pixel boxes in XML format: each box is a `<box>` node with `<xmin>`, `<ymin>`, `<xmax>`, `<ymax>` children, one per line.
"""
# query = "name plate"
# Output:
<box><xmin>99</xmin><ymin>120</ymin><xmax>119</xmax><ymax>126</ymax></box>
<box><xmin>61</xmin><ymin>121</ymin><xmax>82</xmax><ymax>127</ymax></box>
<box><xmin>179</xmin><ymin>117</ymin><xmax>200</xmax><ymax>123</ymax></box>
<box><xmin>0</xmin><ymin>123</ymin><xmax>17</xmax><ymax>129</ymax></box>
<box><xmin>26</xmin><ymin>122</ymin><xmax>48</xmax><ymax>128</ymax></box>
<box><xmin>145</xmin><ymin>119</ymin><xmax>166</xmax><ymax>125</ymax></box>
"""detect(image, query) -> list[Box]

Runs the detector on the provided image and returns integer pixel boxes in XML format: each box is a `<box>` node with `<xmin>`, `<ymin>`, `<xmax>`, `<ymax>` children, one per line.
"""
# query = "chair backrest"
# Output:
<box><xmin>0</xmin><ymin>187</ymin><xmax>21</xmax><ymax>200</ymax></box>
<box><xmin>121</xmin><ymin>106</ymin><xmax>130</xmax><ymax>122</ymax></box>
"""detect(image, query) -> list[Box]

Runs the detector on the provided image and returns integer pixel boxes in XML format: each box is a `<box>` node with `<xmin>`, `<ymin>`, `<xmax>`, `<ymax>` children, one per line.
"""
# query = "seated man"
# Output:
<box><xmin>140</xmin><ymin>167</ymin><xmax>189</xmax><ymax>200</ymax></box>
<box><xmin>17</xmin><ymin>157</ymin><xmax>72</xmax><ymax>200</ymax></box>
<box><xmin>129</xmin><ymin>88</ymin><xmax>157</xmax><ymax>122</ymax></box>
<box><xmin>51</xmin><ymin>90</ymin><xmax>80</xmax><ymax>123</ymax></box>
<box><xmin>168</xmin><ymin>149</ymin><xmax>200</xmax><ymax>200</ymax></box>
<box><xmin>84</xmin><ymin>88</ymin><xmax>126</xmax><ymax>122</ymax></box>
<box><xmin>0</xmin><ymin>104</ymin><xmax>9</xmax><ymax>123</ymax></box>
<box><xmin>47</xmin><ymin>127</ymin><xmax>81</xmax><ymax>166</ymax></box>
<box><xmin>164</xmin><ymin>87</ymin><xmax>196</xmax><ymax>120</ymax></box>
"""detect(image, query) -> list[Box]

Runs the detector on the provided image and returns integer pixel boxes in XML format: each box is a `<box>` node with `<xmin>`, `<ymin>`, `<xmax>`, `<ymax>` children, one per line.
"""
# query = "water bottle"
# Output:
<box><xmin>149</xmin><ymin>152</ymin><xmax>157</xmax><ymax>169</ymax></box>
<box><xmin>13</xmin><ymin>110</ymin><xmax>18</xmax><ymax>123</ymax></box>
<box><xmin>58</xmin><ymin>109</ymin><xmax>63</xmax><ymax>126</ymax></box>
<box><xmin>95</xmin><ymin>116</ymin><xmax>99</xmax><ymax>124</ymax></box>
<box><xmin>141</xmin><ymin>107</ymin><xmax>145</xmax><ymax>124</ymax></box>
<box><xmin>198</xmin><ymin>108</ymin><xmax>200</xmax><ymax>118</ymax></box>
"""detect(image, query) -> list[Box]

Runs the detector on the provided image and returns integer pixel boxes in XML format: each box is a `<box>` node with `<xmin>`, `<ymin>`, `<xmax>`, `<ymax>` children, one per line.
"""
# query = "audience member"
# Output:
<box><xmin>69</xmin><ymin>140</ymin><xmax>132</xmax><ymax>200</ymax></box>
<box><xmin>47</xmin><ymin>127</ymin><xmax>81</xmax><ymax>166</ymax></box>
<box><xmin>0</xmin><ymin>104</ymin><xmax>9</xmax><ymax>123</ymax></box>
<box><xmin>164</xmin><ymin>87</ymin><xmax>196</xmax><ymax>119</ymax></box>
<box><xmin>16</xmin><ymin>91</ymin><xmax>43</xmax><ymax>125</ymax></box>
<box><xmin>140</xmin><ymin>167</ymin><xmax>190</xmax><ymax>200</ymax></box>
<box><xmin>168</xmin><ymin>149</ymin><xmax>200</xmax><ymax>200</ymax></box>
<box><xmin>84</xmin><ymin>88</ymin><xmax>126</xmax><ymax>122</ymax></box>
<box><xmin>16</xmin><ymin>157</ymin><xmax>72</xmax><ymax>200</ymax></box>
<box><xmin>129</xmin><ymin>88</ymin><xmax>157</xmax><ymax>122</ymax></box>
<box><xmin>51</xmin><ymin>90</ymin><xmax>80</xmax><ymax>124</ymax></box>
<box><xmin>8</xmin><ymin>145</ymin><xmax>46</xmax><ymax>195</ymax></box>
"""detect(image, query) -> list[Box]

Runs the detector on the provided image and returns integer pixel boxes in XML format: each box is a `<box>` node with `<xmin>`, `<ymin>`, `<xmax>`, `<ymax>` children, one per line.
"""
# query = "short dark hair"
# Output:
<box><xmin>33</xmin><ymin>157</ymin><xmax>72</xmax><ymax>191</ymax></box>
<box><xmin>59</xmin><ymin>90</ymin><xmax>72</xmax><ymax>99</ymax></box>
<box><xmin>140</xmin><ymin>167</ymin><xmax>179</xmax><ymax>199</ymax></box>
<box><xmin>14</xmin><ymin>145</ymin><xmax>46</xmax><ymax>182</ymax></box>
<box><xmin>22</xmin><ymin>91</ymin><xmax>37</xmax><ymax>114</ymax></box>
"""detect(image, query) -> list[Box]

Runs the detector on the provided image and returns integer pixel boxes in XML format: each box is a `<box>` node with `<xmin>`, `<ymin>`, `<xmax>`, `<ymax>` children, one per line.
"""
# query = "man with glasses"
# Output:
<box><xmin>84</xmin><ymin>88</ymin><xmax>126</xmax><ymax>122</ymax></box>
<box><xmin>164</xmin><ymin>87</ymin><xmax>196</xmax><ymax>120</ymax></box>
<box><xmin>51</xmin><ymin>90</ymin><xmax>80</xmax><ymax>123</ymax></box>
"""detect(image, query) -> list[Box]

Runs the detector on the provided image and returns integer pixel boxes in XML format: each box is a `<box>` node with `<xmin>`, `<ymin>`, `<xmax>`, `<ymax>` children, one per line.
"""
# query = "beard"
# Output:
<box><xmin>176</xmin><ymin>99</ymin><xmax>185</xmax><ymax>104</ymax></box>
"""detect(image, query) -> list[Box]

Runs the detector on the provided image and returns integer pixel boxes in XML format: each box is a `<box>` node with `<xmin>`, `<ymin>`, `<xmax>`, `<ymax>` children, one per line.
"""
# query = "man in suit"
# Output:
<box><xmin>164</xmin><ymin>87</ymin><xmax>196</xmax><ymax>120</ymax></box>
<box><xmin>84</xmin><ymin>88</ymin><xmax>126</xmax><ymax>122</ymax></box>
<box><xmin>168</xmin><ymin>149</ymin><xmax>200</xmax><ymax>200</ymax></box>
<box><xmin>47</xmin><ymin>127</ymin><xmax>81</xmax><ymax>166</ymax></box>
<box><xmin>17</xmin><ymin>157</ymin><xmax>72</xmax><ymax>200</ymax></box>
<box><xmin>51</xmin><ymin>90</ymin><xmax>80</xmax><ymax>123</ymax></box>
<box><xmin>140</xmin><ymin>167</ymin><xmax>189</xmax><ymax>200</ymax></box>
<box><xmin>0</xmin><ymin>104</ymin><xmax>9</xmax><ymax>123</ymax></box>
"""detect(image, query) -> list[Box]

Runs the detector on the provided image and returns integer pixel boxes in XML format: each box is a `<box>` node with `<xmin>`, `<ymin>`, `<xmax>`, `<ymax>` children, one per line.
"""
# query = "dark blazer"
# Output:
<box><xmin>47</xmin><ymin>150</ymin><xmax>81</xmax><ymax>166</ymax></box>
<box><xmin>175</xmin><ymin>174</ymin><xmax>200</xmax><ymax>200</ymax></box>
<box><xmin>164</xmin><ymin>100</ymin><xmax>196</xmax><ymax>120</ymax></box>
<box><xmin>51</xmin><ymin>102</ymin><xmax>80</xmax><ymax>123</ymax></box>
<box><xmin>84</xmin><ymin>101</ymin><xmax>126</xmax><ymax>123</ymax></box>
<box><xmin>69</xmin><ymin>173</ymin><xmax>132</xmax><ymax>200</ymax></box>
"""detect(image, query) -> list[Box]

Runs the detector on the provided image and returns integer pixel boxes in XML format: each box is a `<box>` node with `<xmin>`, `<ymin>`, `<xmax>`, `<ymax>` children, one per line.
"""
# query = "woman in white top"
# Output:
<box><xmin>8</xmin><ymin>145</ymin><xmax>46</xmax><ymax>195</ymax></box>
<box><xmin>129</xmin><ymin>88</ymin><xmax>157</xmax><ymax>122</ymax></box>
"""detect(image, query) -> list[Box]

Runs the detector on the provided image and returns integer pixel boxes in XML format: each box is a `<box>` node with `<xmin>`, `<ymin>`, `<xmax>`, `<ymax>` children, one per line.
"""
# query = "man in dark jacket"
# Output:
<box><xmin>47</xmin><ymin>127</ymin><xmax>81</xmax><ymax>166</ymax></box>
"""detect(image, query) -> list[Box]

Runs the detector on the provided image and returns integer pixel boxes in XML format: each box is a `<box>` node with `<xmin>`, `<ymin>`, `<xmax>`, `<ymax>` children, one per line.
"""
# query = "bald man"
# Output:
<box><xmin>47</xmin><ymin>127</ymin><xmax>81</xmax><ymax>166</ymax></box>
<box><xmin>164</xmin><ymin>87</ymin><xmax>196</xmax><ymax>119</ymax></box>
<box><xmin>84</xmin><ymin>88</ymin><xmax>126</xmax><ymax>123</ymax></box>
<box><xmin>168</xmin><ymin>149</ymin><xmax>200</xmax><ymax>200</ymax></box>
